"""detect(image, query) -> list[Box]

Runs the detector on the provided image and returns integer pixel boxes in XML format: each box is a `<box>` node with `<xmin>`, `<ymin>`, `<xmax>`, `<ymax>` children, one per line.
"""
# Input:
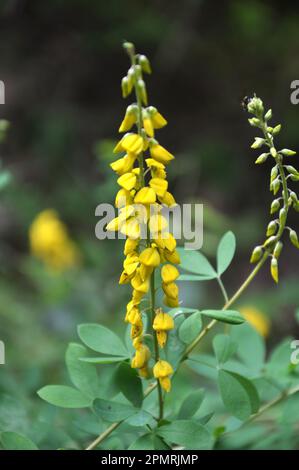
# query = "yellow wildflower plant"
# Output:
<box><xmin>106</xmin><ymin>42</ymin><xmax>179</xmax><ymax>393</ymax></box>
<box><xmin>29</xmin><ymin>209</ymin><xmax>80</xmax><ymax>271</ymax></box>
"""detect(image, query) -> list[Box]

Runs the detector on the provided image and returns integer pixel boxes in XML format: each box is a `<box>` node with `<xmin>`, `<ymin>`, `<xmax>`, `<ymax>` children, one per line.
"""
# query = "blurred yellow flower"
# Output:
<box><xmin>239</xmin><ymin>306</ymin><xmax>270</xmax><ymax>337</ymax></box>
<box><xmin>29</xmin><ymin>209</ymin><xmax>80</xmax><ymax>271</ymax></box>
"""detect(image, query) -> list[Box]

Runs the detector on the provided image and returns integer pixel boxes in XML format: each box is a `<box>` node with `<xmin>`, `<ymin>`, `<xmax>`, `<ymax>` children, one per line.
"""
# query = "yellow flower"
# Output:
<box><xmin>120</xmin><ymin>218</ymin><xmax>141</xmax><ymax>239</ymax></box>
<box><xmin>139</xmin><ymin>246</ymin><xmax>161</xmax><ymax>267</ymax></box>
<box><xmin>153</xmin><ymin>310</ymin><xmax>174</xmax><ymax>348</ymax></box>
<box><xmin>114</xmin><ymin>133</ymin><xmax>144</xmax><ymax>155</ymax></box>
<box><xmin>29</xmin><ymin>210</ymin><xmax>80</xmax><ymax>271</ymax></box>
<box><xmin>131</xmin><ymin>343</ymin><xmax>150</xmax><ymax>369</ymax></box>
<box><xmin>134</xmin><ymin>187</ymin><xmax>156</xmax><ymax>204</ymax></box>
<box><xmin>148</xmin><ymin>107</ymin><xmax>167</xmax><ymax>129</ymax></box>
<box><xmin>239</xmin><ymin>306</ymin><xmax>270</xmax><ymax>337</ymax></box>
<box><xmin>145</xmin><ymin>158</ymin><xmax>165</xmax><ymax>170</ymax></box>
<box><xmin>153</xmin><ymin>360</ymin><xmax>174</xmax><ymax>392</ymax></box>
<box><xmin>163</xmin><ymin>295</ymin><xmax>179</xmax><ymax>308</ymax></box>
<box><xmin>119</xmin><ymin>105</ymin><xmax>138</xmax><ymax>132</ymax></box>
<box><xmin>162</xmin><ymin>282</ymin><xmax>179</xmax><ymax>299</ymax></box>
<box><xmin>110</xmin><ymin>153</ymin><xmax>136</xmax><ymax>175</ymax></box>
<box><xmin>142</xmin><ymin>110</ymin><xmax>154</xmax><ymax>137</ymax></box>
<box><xmin>164</xmin><ymin>249</ymin><xmax>180</xmax><ymax>264</ymax></box>
<box><xmin>149</xmin><ymin>178</ymin><xmax>168</xmax><ymax>198</ymax></box>
<box><xmin>161</xmin><ymin>264</ymin><xmax>180</xmax><ymax>283</ymax></box>
<box><xmin>159</xmin><ymin>191</ymin><xmax>176</xmax><ymax>207</ymax></box>
<box><xmin>150</xmin><ymin>143</ymin><xmax>174</xmax><ymax>164</ymax></box>
<box><xmin>124</xmin><ymin>238</ymin><xmax>139</xmax><ymax>255</ymax></box>
<box><xmin>115</xmin><ymin>189</ymin><xmax>133</xmax><ymax>208</ymax></box>
<box><xmin>148</xmin><ymin>214</ymin><xmax>168</xmax><ymax>235</ymax></box>
<box><xmin>117</xmin><ymin>172</ymin><xmax>137</xmax><ymax>191</ymax></box>
<box><xmin>131</xmin><ymin>270</ymin><xmax>150</xmax><ymax>293</ymax></box>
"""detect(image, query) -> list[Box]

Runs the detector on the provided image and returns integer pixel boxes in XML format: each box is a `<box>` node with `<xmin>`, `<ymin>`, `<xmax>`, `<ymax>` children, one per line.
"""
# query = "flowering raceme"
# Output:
<box><xmin>107</xmin><ymin>43</ymin><xmax>180</xmax><ymax>392</ymax></box>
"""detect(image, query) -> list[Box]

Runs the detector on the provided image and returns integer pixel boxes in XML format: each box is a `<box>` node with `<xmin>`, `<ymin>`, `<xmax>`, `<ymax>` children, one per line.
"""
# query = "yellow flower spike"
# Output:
<box><xmin>106</xmin><ymin>217</ymin><xmax>120</xmax><ymax>232</ymax></box>
<box><xmin>162</xmin><ymin>282</ymin><xmax>179</xmax><ymax>299</ymax></box>
<box><xmin>117</xmin><ymin>172</ymin><xmax>137</xmax><ymax>191</ymax></box>
<box><xmin>164</xmin><ymin>249</ymin><xmax>180</xmax><ymax>264</ymax></box>
<box><xmin>148</xmin><ymin>214</ymin><xmax>168</xmax><ymax>235</ymax></box>
<box><xmin>139</xmin><ymin>247</ymin><xmax>161</xmax><ymax>267</ymax></box>
<box><xmin>149</xmin><ymin>177</ymin><xmax>168</xmax><ymax>198</ymax></box>
<box><xmin>124</xmin><ymin>238</ymin><xmax>139</xmax><ymax>255</ymax></box>
<box><xmin>153</xmin><ymin>360</ymin><xmax>173</xmax><ymax>392</ymax></box>
<box><xmin>131</xmin><ymin>270</ymin><xmax>150</xmax><ymax>293</ymax></box>
<box><xmin>119</xmin><ymin>105</ymin><xmax>138</xmax><ymax>132</ymax></box>
<box><xmin>159</xmin><ymin>191</ymin><xmax>176</xmax><ymax>207</ymax></box>
<box><xmin>134</xmin><ymin>187</ymin><xmax>156</xmax><ymax>204</ymax></box>
<box><xmin>163</xmin><ymin>295</ymin><xmax>179</xmax><ymax>308</ymax></box>
<box><xmin>115</xmin><ymin>189</ymin><xmax>133</xmax><ymax>208</ymax></box>
<box><xmin>120</xmin><ymin>218</ymin><xmax>141</xmax><ymax>239</ymax></box>
<box><xmin>131</xmin><ymin>343</ymin><xmax>150</xmax><ymax>369</ymax></box>
<box><xmin>161</xmin><ymin>264</ymin><xmax>180</xmax><ymax>283</ymax></box>
<box><xmin>150</xmin><ymin>143</ymin><xmax>175</xmax><ymax>165</ymax></box>
<box><xmin>145</xmin><ymin>158</ymin><xmax>165</xmax><ymax>170</ymax></box>
<box><xmin>114</xmin><ymin>133</ymin><xmax>144</xmax><ymax>154</ymax></box>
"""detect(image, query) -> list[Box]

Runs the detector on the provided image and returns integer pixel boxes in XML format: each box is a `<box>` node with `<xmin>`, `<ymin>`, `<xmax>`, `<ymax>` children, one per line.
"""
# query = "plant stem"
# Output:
<box><xmin>216</xmin><ymin>276</ymin><xmax>229</xmax><ymax>303</ymax></box>
<box><xmin>150</xmin><ymin>273</ymin><xmax>164</xmax><ymax>421</ymax></box>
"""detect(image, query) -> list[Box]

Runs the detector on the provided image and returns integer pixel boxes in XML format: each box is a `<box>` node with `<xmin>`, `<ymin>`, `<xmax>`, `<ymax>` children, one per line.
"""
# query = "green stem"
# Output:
<box><xmin>216</xmin><ymin>276</ymin><xmax>229</xmax><ymax>303</ymax></box>
<box><xmin>150</xmin><ymin>273</ymin><xmax>164</xmax><ymax>421</ymax></box>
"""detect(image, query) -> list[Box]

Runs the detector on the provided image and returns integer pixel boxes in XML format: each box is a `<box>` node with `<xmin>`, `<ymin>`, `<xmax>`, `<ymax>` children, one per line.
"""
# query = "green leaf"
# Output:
<box><xmin>178</xmin><ymin>389</ymin><xmax>205</xmax><ymax>419</ymax></box>
<box><xmin>79</xmin><ymin>356</ymin><xmax>126</xmax><ymax>364</ymax></box>
<box><xmin>0</xmin><ymin>432</ymin><xmax>38</xmax><ymax>450</ymax></box>
<box><xmin>177</xmin><ymin>248</ymin><xmax>217</xmax><ymax>278</ymax></box>
<box><xmin>129</xmin><ymin>433</ymin><xmax>169</xmax><ymax>450</ymax></box>
<box><xmin>78</xmin><ymin>323</ymin><xmax>128</xmax><ymax>357</ymax></box>
<box><xmin>93</xmin><ymin>398</ymin><xmax>137</xmax><ymax>422</ymax></box>
<box><xmin>66</xmin><ymin>343</ymin><xmax>101</xmax><ymax>399</ymax></box>
<box><xmin>230</xmin><ymin>323</ymin><xmax>265</xmax><ymax>373</ymax></box>
<box><xmin>126</xmin><ymin>410</ymin><xmax>153</xmax><ymax>427</ymax></box>
<box><xmin>178</xmin><ymin>311</ymin><xmax>202</xmax><ymax>344</ymax></box>
<box><xmin>178</xmin><ymin>274</ymin><xmax>215</xmax><ymax>281</ymax></box>
<box><xmin>37</xmin><ymin>385</ymin><xmax>91</xmax><ymax>408</ymax></box>
<box><xmin>115</xmin><ymin>362</ymin><xmax>143</xmax><ymax>408</ymax></box>
<box><xmin>217</xmin><ymin>231</ymin><xmax>236</xmax><ymax>275</ymax></box>
<box><xmin>156</xmin><ymin>420</ymin><xmax>213</xmax><ymax>450</ymax></box>
<box><xmin>201</xmin><ymin>309</ymin><xmax>245</xmax><ymax>325</ymax></box>
<box><xmin>213</xmin><ymin>334</ymin><xmax>238</xmax><ymax>364</ymax></box>
<box><xmin>218</xmin><ymin>370</ymin><xmax>260</xmax><ymax>420</ymax></box>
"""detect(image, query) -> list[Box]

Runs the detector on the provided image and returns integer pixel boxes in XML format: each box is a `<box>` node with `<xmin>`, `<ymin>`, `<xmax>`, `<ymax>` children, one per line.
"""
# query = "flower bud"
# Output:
<box><xmin>280</xmin><ymin>148</ymin><xmax>296</xmax><ymax>156</ymax></box>
<box><xmin>264</xmin><ymin>236</ymin><xmax>277</xmax><ymax>248</ymax></box>
<box><xmin>285</xmin><ymin>165</ymin><xmax>299</xmax><ymax>176</ymax></box>
<box><xmin>290</xmin><ymin>174</ymin><xmax>299</xmax><ymax>182</ymax></box>
<box><xmin>270</xmin><ymin>258</ymin><xmax>279</xmax><ymax>283</ymax></box>
<box><xmin>139</xmin><ymin>54</ymin><xmax>151</xmax><ymax>74</ymax></box>
<box><xmin>247</xmin><ymin>96</ymin><xmax>264</xmax><ymax>116</ymax></box>
<box><xmin>251</xmin><ymin>137</ymin><xmax>265</xmax><ymax>149</ymax></box>
<box><xmin>279</xmin><ymin>207</ymin><xmax>287</xmax><ymax>226</ymax></box>
<box><xmin>270</xmin><ymin>147</ymin><xmax>277</xmax><ymax>158</ymax></box>
<box><xmin>250</xmin><ymin>246</ymin><xmax>263</xmax><ymax>263</ymax></box>
<box><xmin>266</xmin><ymin>221</ymin><xmax>277</xmax><ymax>237</ymax></box>
<box><xmin>270</xmin><ymin>165</ymin><xmax>278</xmax><ymax>182</ymax></box>
<box><xmin>290</xmin><ymin>191</ymin><xmax>298</xmax><ymax>203</ymax></box>
<box><xmin>137</xmin><ymin>79</ymin><xmax>148</xmax><ymax>105</ymax></box>
<box><xmin>273</xmin><ymin>241</ymin><xmax>283</xmax><ymax>259</ymax></box>
<box><xmin>272</xmin><ymin>124</ymin><xmax>281</xmax><ymax>135</ymax></box>
<box><xmin>289</xmin><ymin>230</ymin><xmax>299</xmax><ymax>249</ymax></box>
<box><xmin>248</xmin><ymin>117</ymin><xmax>260</xmax><ymax>127</ymax></box>
<box><xmin>121</xmin><ymin>77</ymin><xmax>129</xmax><ymax>98</ymax></box>
<box><xmin>270</xmin><ymin>199</ymin><xmax>280</xmax><ymax>214</ymax></box>
<box><xmin>265</xmin><ymin>109</ymin><xmax>272</xmax><ymax>121</ymax></box>
<box><xmin>270</xmin><ymin>177</ymin><xmax>280</xmax><ymax>195</ymax></box>
<box><xmin>123</xmin><ymin>41</ymin><xmax>135</xmax><ymax>55</ymax></box>
<box><xmin>255</xmin><ymin>153</ymin><xmax>269</xmax><ymax>164</ymax></box>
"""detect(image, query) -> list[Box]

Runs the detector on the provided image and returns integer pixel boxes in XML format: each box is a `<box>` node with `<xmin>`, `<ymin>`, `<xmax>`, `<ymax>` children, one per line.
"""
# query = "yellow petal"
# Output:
<box><xmin>159</xmin><ymin>191</ymin><xmax>176</xmax><ymax>207</ymax></box>
<box><xmin>149</xmin><ymin>214</ymin><xmax>168</xmax><ymax>235</ymax></box>
<box><xmin>117</xmin><ymin>172</ymin><xmax>137</xmax><ymax>191</ymax></box>
<box><xmin>153</xmin><ymin>359</ymin><xmax>173</xmax><ymax>378</ymax></box>
<box><xmin>131</xmin><ymin>271</ymin><xmax>150</xmax><ymax>293</ymax></box>
<box><xmin>164</xmin><ymin>249</ymin><xmax>180</xmax><ymax>264</ymax></box>
<box><xmin>159</xmin><ymin>376</ymin><xmax>171</xmax><ymax>392</ymax></box>
<box><xmin>124</xmin><ymin>238</ymin><xmax>139</xmax><ymax>255</ymax></box>
<box><xmin>120</xmin><ymin>218</ymin><xmax>141</xmax><ymax>239</ymax></box>
<box><xmin>149</xmin><ymin>178</ymin><xmax>168</xmax><ymax>198</ymax></box>
<box><xmin>156</xmin><ymin>330</ymin><xmax>167</xmax><ymax>348</ymax></box>
<box><xmin>161</xmin><ymin>264</ymin><xmax>180</xmax><ymax>283</ymax></box>
<box><xmin>134</xmin><ymin>187</ymin><xmax>156</xmax><ymax>204</ymax></box>
<box><xmin>143</xmin><ymin>116</ymin><xmax>154</xmax><ymax>137</ymax></box>
<box><xmin>163</xmin><ymin>295</ymin><xmax>179</xmax><ymax>308</ymax></box>
<box><xmin>153</xmin><ymin>312</ymin><xmax>174</xmax><ymax>331</ymax></box>
<box><xmin>139</xmin><ymin>247</ymin><xmax>161</xmax><ymax>267</ymax></box>
<box><xmin>162</xmin><ymin>282</ymin><xmax>179</xmax><ymax>299</ymax></box>
<box><xmin>115</xmin><ymin>189</ymin><xmax>133</xmax><ymax>208</ymax></box>
<box><xmin>150</xmin><ymin>143</ymin><xmax>174</xmax><ymax>164</ymax></box>
<box><xmin>152</xmin><ymin>111</ymin><xmax>167</xmax><ymax>129</ymax></box>
<box><xmin>145</xmin><ymin>158</ymin><xmax>165</xmax><ymax>170</ymax></box>
<box><xmin>106</xmin><ymin>217</ymin><xmax>119</xmax><ymax>231</ymax></box>
<box><xmin>122</xmin><ymin>133</ymin><xmax>144</xmax><ymax>154</ymax></box>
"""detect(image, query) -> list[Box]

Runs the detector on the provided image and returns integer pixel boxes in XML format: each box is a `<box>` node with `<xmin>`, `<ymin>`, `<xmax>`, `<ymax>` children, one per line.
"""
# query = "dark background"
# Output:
<box><xmin>0</xmin><ymin>0</ymin><xmax>298</xmax><ymax>447</ymax></box>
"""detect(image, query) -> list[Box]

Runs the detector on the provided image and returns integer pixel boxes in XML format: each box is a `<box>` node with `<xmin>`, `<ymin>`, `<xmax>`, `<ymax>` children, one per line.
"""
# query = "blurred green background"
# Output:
<box><xmin>0</xmin><ymin>0</ymin><xmax>298</xmax><ymax>448</ymax></box>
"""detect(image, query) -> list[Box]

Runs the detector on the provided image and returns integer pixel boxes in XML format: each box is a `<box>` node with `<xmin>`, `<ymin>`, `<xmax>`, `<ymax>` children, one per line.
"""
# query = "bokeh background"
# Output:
<box><xmin>0</xmin><ymin>0</ymin><xmax>298</xmax><ymax>448</ymax></box>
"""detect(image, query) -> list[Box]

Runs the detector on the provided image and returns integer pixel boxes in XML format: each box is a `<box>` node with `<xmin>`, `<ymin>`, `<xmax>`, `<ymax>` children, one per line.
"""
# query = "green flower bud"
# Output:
<box><xmin>270</xmin><ymin>257</ymin><xmax>279</xmax><ymax>283</ymax></box>
<box><xmin>270</xmin><ymin>147</ymin><xmax>277</xmax><ymax>158</ymax></box>
<box><xmin>290</xmin><ymin>191</ymin><xmax>298</xmax><ymax>203</ymax></box>
<box><xmin>121</xmin><ymin>77</ymin><xmax>129</xmax><ymax>98</ymax></box>
<box><xmin>279</xmin><ymin>207</ymin><xmax>287</xmax><ymax>225</ymax></box>
<box><xmin>285</xmin><ymin>165</ymin><xmax>299</xmax><ymax>176</ymax></box>
<box><xmin>264</xmin><ymin>235</ymin><xmax>277</xmax><ymax>248</ymax></box>
<box><xmin>123</xmin><ymin>42</ymin><xmax>135</xmax><ymax>55</ymax></box>
<box><xmin>273</xmin><ymin>241</ymin><xmax>283</xmax><ymax>259</ymax></box>
<box><xmin>280</xmin><ymin>148</ymin><xmax>296</xmax><ymax>156</ymax></box>
<box><xmin>289</xmin><ymin>230</ymin><xmax>299</xmax><ymax>249</ymax></box>
<box><xmin>266</xmin><ymin>220</ymin><xmax>277</xmax><ymax>237</ymax></box>
<box><xmin>137</xmin><ymin>79</ymin><xmax>148</xmax><ymax>105</ymax></box>
<box><xmin>251</xmin><ymin>137</ymin><xmax>265</xmax><ymax>149</ymax></box>
<box><xmin>248</xmin><ymin>117</ymin><xmax>260</xmax><ymax>127</ymax></box>
<box><xmin>247</xmin><ymin>96</ymin><xmax>264</xmax><ymax>116</ymax></box>
<box><xmin>270</xmin><ymin>199</ymin><xmax>280</xmax><ymax>214</ymax></box>
<box><xmin>272</xmin><ymin>124</ymin><xmax>281</xmax><ymax>135</ymax></box>
<box><xmin>255</xmin><ymin>153</ymin><xmax>269</xmax><ymax>164</ymax></box>
<box><xmin>250</xmin><ymin>246</ymin><xmax>263</xmax><ymax>263</ymax></box>
<box><xmin>270</xmin><ymin>165</ymin><xmax>278</xmax><ymax>182</ymax></box>
<box><xmin>265</xmin><ymin>109</ymin><xmax>272</xmax><ymax>121</ymax></box>
<box><xmin>267</xmin><ymin>126</ymin><xmax>273</xmax><ymax>133</ymax></box>
<box><xmin>271</xmin><ymin>177</ymin><xmax>280</xmax><ymax>195</ymax></box>
<box><xmin>139</xmin><ymin>54</ymin><xmax>152</xmax><ymax>74</ymax></box>
<box><xmin>290</xmin><ymin>174</ymin><xmax>299</xmax><ymax>182</ymax></box>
